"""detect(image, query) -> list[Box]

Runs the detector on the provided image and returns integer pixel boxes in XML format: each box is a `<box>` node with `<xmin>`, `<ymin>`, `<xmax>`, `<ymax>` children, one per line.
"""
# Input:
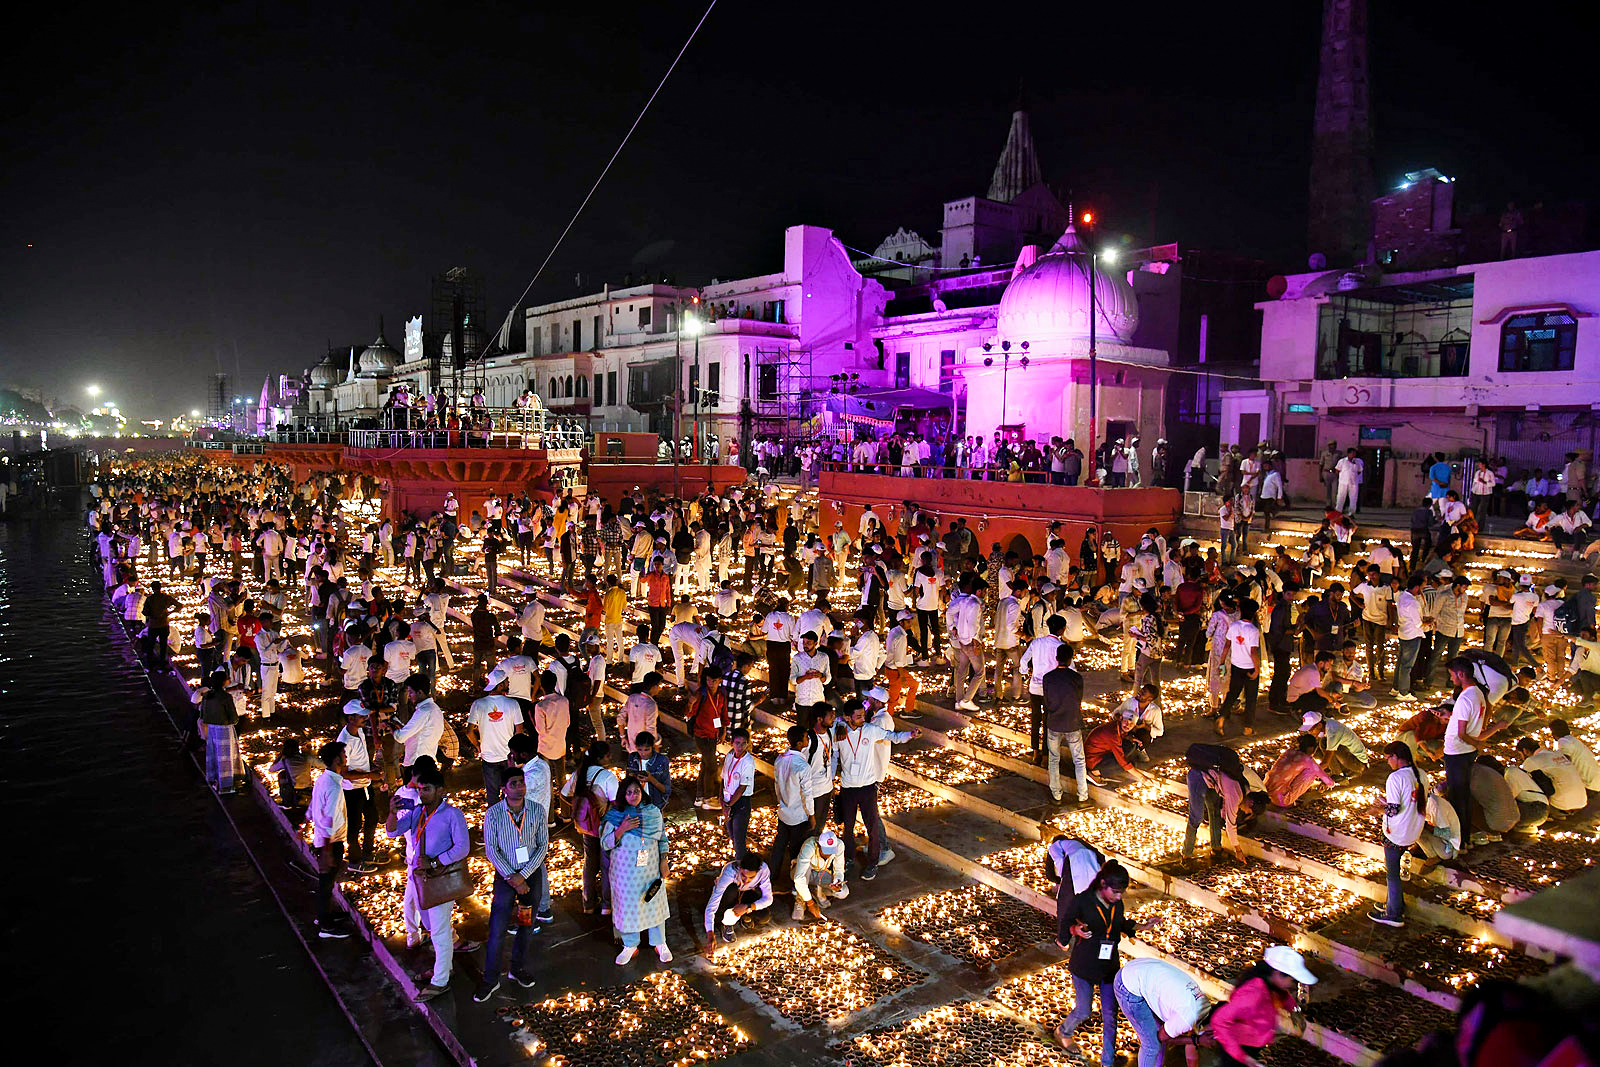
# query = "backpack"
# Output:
<box><xmin>704</xmin><ymin>634</ymin><xmax>734</xmax><ymax>676</ymax></box>
<box><xmin>1552</xmin><ymin>597</ymin><xmax>1582</xmax><ymax>637</ymax></box>
<box><xmin>560</xmin><ymin>653</ymin><xmax>591</xmax><ymax>710</ymax></box>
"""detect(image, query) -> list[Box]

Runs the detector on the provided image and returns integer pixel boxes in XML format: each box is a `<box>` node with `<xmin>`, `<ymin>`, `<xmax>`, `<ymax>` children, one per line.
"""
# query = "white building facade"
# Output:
<box><xmin>1222</xmin><ymin>249</ymin><xmax>1600</xmax><ymax>504</ymax></box>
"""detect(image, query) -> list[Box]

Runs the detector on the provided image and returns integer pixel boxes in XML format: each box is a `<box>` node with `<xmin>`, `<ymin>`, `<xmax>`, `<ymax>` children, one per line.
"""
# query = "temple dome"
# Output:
<box><xmin>995</xmin><ymin>226</ymin><xmax>1139</xmax><ymax>345</ymax></box>
<box><xmin>357</xmin><ymin>321</ymin><xmax>400</xmax><ymax>377</ymax></box>
<box><xmin>308</xmin><ymin>350</ymin><xmax>341</xmax><ymax>387</ymax></box>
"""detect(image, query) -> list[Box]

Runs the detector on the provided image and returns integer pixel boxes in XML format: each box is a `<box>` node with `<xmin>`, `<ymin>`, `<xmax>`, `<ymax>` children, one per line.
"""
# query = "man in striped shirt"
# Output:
<box><xmin>477</xmin><ymin>768</ymin><xmax>548</xmax><ymax>1002</ymax></box>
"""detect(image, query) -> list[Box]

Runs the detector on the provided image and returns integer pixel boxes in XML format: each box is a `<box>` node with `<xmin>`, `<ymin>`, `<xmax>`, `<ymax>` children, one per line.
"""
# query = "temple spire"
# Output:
<box><xmin>987</xmin><ymin>109</ymin><xmax>1045</xmax><ymax>203</ymax></box>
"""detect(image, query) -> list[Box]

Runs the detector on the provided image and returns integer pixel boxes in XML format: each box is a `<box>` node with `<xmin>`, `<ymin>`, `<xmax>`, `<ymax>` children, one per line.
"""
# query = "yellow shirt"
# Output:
<box><xmin>602</xmin><ymin>586</ymin><xmax>628</xmax><ymax>625</ymax></box>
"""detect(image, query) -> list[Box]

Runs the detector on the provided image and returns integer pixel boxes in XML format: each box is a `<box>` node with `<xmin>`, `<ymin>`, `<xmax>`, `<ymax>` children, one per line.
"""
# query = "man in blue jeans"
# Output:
<box><xmin>1113</xmin><ymin>956</ymin><xmax>1210</xmax><ymax>1066</ymax></box>
<box><xmin>1179</xmin><ymin>743</ymin><xmax>1264</xmax><ymax>869</ymax></box>
<box><xmin>1043</xmin><ymin>644</ymin><xmax>1088</xmax><ymax>805</ymax></box>
<box><xmin>476</xmin><ymin>768</ymin><xmax>548</xmax><ymax>1001</ymax></box>
<box><xmin>1392</xmin><ymin>574</ymin><xmax>1428</xmax><ymax>701</ymax></box>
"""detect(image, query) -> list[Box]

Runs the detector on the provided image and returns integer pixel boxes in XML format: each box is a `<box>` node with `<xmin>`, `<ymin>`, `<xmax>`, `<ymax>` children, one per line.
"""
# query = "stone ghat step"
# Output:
<box><xmin>477</xmin><ymin>563</ymin><xmax>1516</xmax><ymax>914</ymax></box>
<box><xmin>466</xmin><ymin>574</ymin><xmax>1499</xmax><ymax>1060</ymax></box>
<box><xmin>482</xmin><ymin>564</ymin><xmax>1519</xmax><ymax>926</ymax></box>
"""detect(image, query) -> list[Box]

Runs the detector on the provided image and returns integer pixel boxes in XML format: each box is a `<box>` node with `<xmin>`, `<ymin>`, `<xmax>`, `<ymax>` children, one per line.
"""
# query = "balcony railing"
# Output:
<box><xmin>347</xmin><ymin>426</ymin><xmax>589</xmax><ymax>452</ymax></box>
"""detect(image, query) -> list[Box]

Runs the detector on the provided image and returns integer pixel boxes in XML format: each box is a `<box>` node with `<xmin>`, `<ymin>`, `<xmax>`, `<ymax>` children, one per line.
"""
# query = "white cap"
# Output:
<box><xmin>1437</xmin><ymin>569</ymin><xmax>1453</xmax><ymax>579</ymax></box>
<box><xmin>817</xmin><ymin>830</ymin><xmax>842</xmax><ymax>854</ymax></box>
<box><xmin>1300</xmin><ymin>711</ymin><xmax>1324</xmax><ymax>730</ymax></box>
<box><xmin>1519</xmin><ymin>574</ymin><xmax>1534</xmax><ymax>586</ymax></box>
<box><xmin>1264</xmin><ymin>945</ymin><xmax>1319</xmax><ymax>985</ymax></box>
<box><xmin>1545</xmin><ymin>585</ymin><xmax>1561</xmax><ymax>596</ymax></box>
<box><xmin>865</xmin><ymin>686</ymin><xmax>890</xmax><ymax>705</ymax></box>
<box><xmin>1157</xmin><ymin>438</ymin><xmax>1167</xmax><ymax>444</ymax></box>
<box><xmin>1039</xmin><ymin>582</ymin><xmax>1057</xmax><ymax>595</ymax></box>
<box><xmin>485</xmin><ymin>668</ymin><xmax>509</xmax><ymax>689</ymax></box>
<box><xmin>897</xmin><ymin>609</ymin><xmax>915</xmax><ymax>620</ymax></box>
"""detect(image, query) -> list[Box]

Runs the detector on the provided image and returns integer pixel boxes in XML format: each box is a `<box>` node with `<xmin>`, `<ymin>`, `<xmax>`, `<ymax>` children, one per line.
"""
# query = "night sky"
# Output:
<box><xmin>5</xmin><ymin>1</ymin><xmax>1593</xmax><ymax>422</ymax></box>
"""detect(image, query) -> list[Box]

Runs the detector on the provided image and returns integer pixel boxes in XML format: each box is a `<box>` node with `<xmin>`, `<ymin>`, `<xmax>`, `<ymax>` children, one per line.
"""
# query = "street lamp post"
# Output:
<box><xmin>1080</xmin><ymin>211</ymin><xmax>1100</xmax><ymax>485</ymax></box>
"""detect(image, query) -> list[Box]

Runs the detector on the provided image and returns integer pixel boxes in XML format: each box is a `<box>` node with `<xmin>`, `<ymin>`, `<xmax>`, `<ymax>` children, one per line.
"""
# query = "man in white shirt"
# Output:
<box><xmin>1549</xmin><ymin>719</ymin><xmax>1600</xmax><ymax>793</ymax></box>
<box><xmin>946</xmin><ymin>575</ymin><xmax>985</xmax><ymax>712</ymax></box>
<box><xmin>1393</xmin><ymin>575</ymin><xmax>1428</xmax><ymax>700</ymax></box>
<box><xmin>992</xmin><ymin>579</ymin><xmax>1025</xmax><ymax>704</ymax></box>
<box><xmin>1334</xmin><ymin>448</ymin><xmax>1364</xmax><ymax>514</ymax></box>
<box><xmin>850</xmin><ymin>620</ymin><xmax>883</xmax><ymax>694</ymax></box>
<box><xmin>720</xmin><ymin>728</ymin><xmax>757</xmax><ymax>856</ymax></box>
<box><xmin>335</xmin><ymin>706</ymin><xmax>382</xmax><ymax>872</ymax></box>
<box><xmin>468</xmin><ymin>676</ymin><xmax>526</xmax><ymax>803</ymax></box>
<box><xmin>394</xmin><ymin>675</ymin><xmax>446</xmax><ymax>768</ymax></box>
<box><xmin>761</xmin><ymin>601</ymin><xmax>795</xmax><ymax>705</ymax></box>
<box><xmin>790</xmin><ymin>631</ymin><xmax>831</xmax><ymax>713</ymax></box>
<box><xmin>382</xmin><ymin>624</ymin><xmax>418</xmax><ymax>684</ymax></box>
<box><xmin>1019</xmin><ymin>615</ymin><xmax>1068</xmax><ymax>757</ymax></box>
<box><xmin>790</xmin><ymin>829</ymin><xmax>847</xmax><ymax>921</ymax></box>
<box><xmin>1517</xmin><ymin>738</ymin><xmax>1588</xmax><ymax>812</ymax></box>
<box><xmin>1508</xmin><ymin>575</ymin><xmax>1543</xmax><ymax>672</ymax></box>
<box><xmin>1217</xmin><ymin>599</ymin><xmax>1262</xmax><ymax>737</ymax></box>
<box><xmin>1442</xmin><ymin>658</ymin><xmax>1503</xmax><ymax>844</ymax></box>
<box><xmin>627</xmin><ymin>623</ymin><xmax>662</xmax><ymax>684</ymax></box>
<box><xmin>769</xmin><ymin>725</ymin><xmax>814</xmax><ymax>898</ymax></box>
<box><xmin>803</xmin><ymin>705</ymin><xmax>838</xmax><ymax>832</ymax></box>
<box><xmin>517</xmin><ymin>598</ymin><xmax>545</xmax><ymax>653</ymax></box>
<box><xmin>1353</xmin><ymin>568</ymin><xmax>1394</xmax><ymax>680</ymax></box>
<box><xmin>489</xmin><ymin>635</ymin><xmax>538</xmax><ymax>700</ymax></box>
<box><xmin>833</xmin><ymin>698</ymin><xmax>919</xmax><ymax>881</ymax></box>
<box><xmin>309</xmin><ymin>741</ymin><xmax>354</xmax><ymax>938</ymax></box>
<box><xmin>668</xmin><ymin>619</ymin><xmax>706</xmax><ymax>688</ymax></box>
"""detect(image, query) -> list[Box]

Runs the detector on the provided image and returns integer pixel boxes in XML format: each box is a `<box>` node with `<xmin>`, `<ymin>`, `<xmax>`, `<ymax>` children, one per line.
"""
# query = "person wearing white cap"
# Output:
<box><xmin>884</xmin><ymin>609</ymin><xmax>921</xmax><ymax>718</ymax></box>
<box><xmin>1508</xmin><ymin>573</ymin><xmax>1543</xmax><ymax>672</ymax></box>
<box><xmin>1207</xmin><ymin>946</ymin><xmax>1316</xmax><ymax>1064</ymax></box>
<box><xmin>1300</xmin><ymin>709</ymin><xmax>1370</xmax><ymax>777</ymax></box>
<box><xmin>791</xmin><ymin>829</ymin><xmax>848</xmax><ymax>921</ymax></box>
<box><xmin>1535</xmin><ymin>582</ymin><xmax>1569</xmax><ymax>682</ymax></box>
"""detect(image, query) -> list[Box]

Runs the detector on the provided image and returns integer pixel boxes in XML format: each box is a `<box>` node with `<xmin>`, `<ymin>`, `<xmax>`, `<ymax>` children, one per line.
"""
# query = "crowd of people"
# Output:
<box><xmin>84</xmin><ymin>448</ymin><xmax>1600</xmax><ymax>1064</ymax></box>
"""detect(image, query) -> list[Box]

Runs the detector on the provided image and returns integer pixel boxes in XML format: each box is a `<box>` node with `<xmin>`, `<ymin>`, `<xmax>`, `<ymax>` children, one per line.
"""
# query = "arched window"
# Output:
<box><xmin>550</xmin><ymin>376</ymin><xmax>560</xmax><ymax>398</ymax></box>
<box><xmin>577</xmin><ymin>376</ymin><xmax>588</xmax><ymax>398</ymax></box>
<box><xmin>566</xmin><ymin>375</ymin><xmax>574</xmax><ymax>397</ymax></box>
<box><xmin>1500</xmin><ymin>311</ymin><xmax>1577</xmax><ymax>372</ymax></box>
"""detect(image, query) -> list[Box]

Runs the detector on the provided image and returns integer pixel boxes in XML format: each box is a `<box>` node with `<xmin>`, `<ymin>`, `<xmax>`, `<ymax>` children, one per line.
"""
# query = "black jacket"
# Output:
<box><xmin>1042</xmin><ymin>666</ymin><xmax>1085</xmax><ymax>733</ymax></box>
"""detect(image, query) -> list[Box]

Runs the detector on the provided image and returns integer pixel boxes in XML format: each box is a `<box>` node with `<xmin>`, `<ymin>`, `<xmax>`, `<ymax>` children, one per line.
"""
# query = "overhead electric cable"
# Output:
<box><xmin>492</xmin><ymin>0</ymin><xmax>720</xmax><ymax>344</ymax></box>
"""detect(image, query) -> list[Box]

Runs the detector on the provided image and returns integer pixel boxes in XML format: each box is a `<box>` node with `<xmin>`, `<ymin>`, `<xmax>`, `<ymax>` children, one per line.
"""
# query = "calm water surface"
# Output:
<box><xmin>1</xmin><ymin>514</ymin><xmax>367</xmax><ymax>1062</ymax></box>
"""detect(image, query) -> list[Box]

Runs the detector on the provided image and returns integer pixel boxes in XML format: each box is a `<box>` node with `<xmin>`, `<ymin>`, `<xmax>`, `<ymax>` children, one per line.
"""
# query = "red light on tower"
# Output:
<box><xmin>1081</xmin><ymin>211</ymin><xmax>1094</xmax><ymax>226</ymax></box>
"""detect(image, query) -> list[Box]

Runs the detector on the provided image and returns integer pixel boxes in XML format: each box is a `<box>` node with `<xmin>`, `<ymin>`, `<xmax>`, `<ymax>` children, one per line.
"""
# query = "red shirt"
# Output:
<box><xmin>644</xmin><ymin>572</ymin><xmax>672</xmax><ymax>608</ymax></box>
<box><xmin>686</xmin><ymin>686</ymin><xmax>726</xmax><ymax>739</ymax></box>
<box><xmin>1398</xmin><ymin>708</ymin><xmax>1446</xmax><ymax>742</ymax></box>
<box><xmin>236</xmin><ymin>615</ymin><xmax>262</xmax><ymax>651</ymax></box>
<box><xmin>584</xmin><ymin>588</ymin><xmax>604</xmax><ymax>628</ymax></box>
<box><xmin>1084</xmin><ymin>722</ymin><xmax>1134</xmax><ymax>772</ymax></box>
<box><xmin>1175</xmin><ymin>581</ymin><xmax>1205</xmax><ymax>615</ymax></box>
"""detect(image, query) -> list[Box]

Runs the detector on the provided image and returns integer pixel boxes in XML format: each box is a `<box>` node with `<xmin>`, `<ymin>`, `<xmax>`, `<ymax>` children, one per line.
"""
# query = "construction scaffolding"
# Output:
<box><xmin>207</xmin><ymin>374</ymin><xmax>230</xmax><ymax>425</ymax></box>
<box><xmin>431</xmin><ymin>267</ymin><xmax>488</xmax><ymax>397</ymax></box>
<box><xmin>749</xmin><ymin>344</ymin><xmax>813</xmax><ymax>456</ymax></box>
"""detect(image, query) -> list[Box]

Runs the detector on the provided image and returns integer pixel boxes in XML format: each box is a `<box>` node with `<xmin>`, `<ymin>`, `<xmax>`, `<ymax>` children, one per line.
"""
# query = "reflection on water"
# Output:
<box><xmin>0</xmin><ymin>515</ymin><xmax>366</xmax><ymax>1062</ymax></box>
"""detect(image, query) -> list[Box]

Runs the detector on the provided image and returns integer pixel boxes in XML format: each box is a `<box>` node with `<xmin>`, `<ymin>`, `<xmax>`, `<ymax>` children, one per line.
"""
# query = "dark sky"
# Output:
<box><xmin>5</xmin><ymin>1</ymin><xmax>1594</xmax><ymax>422</ymax></box>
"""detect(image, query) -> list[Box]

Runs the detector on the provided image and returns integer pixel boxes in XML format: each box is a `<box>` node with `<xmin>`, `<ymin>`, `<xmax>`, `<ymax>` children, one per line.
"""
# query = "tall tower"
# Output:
<box><xmin>1306</xmin><ymin>0</ymin><xmax>1374</xmax><ymax>266</ymax></box>
<box><xmin>987</xmin><ymin>110</ymin><xmax>1045</xmax><ymax>203</ymax></box>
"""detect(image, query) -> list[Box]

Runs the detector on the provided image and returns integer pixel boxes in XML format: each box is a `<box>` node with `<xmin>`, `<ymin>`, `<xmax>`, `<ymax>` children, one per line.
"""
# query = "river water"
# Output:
<box><xmin>0</xmin><ymin>514</ymin><xmax>367</xmax><ymax>1062</ymax></box>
